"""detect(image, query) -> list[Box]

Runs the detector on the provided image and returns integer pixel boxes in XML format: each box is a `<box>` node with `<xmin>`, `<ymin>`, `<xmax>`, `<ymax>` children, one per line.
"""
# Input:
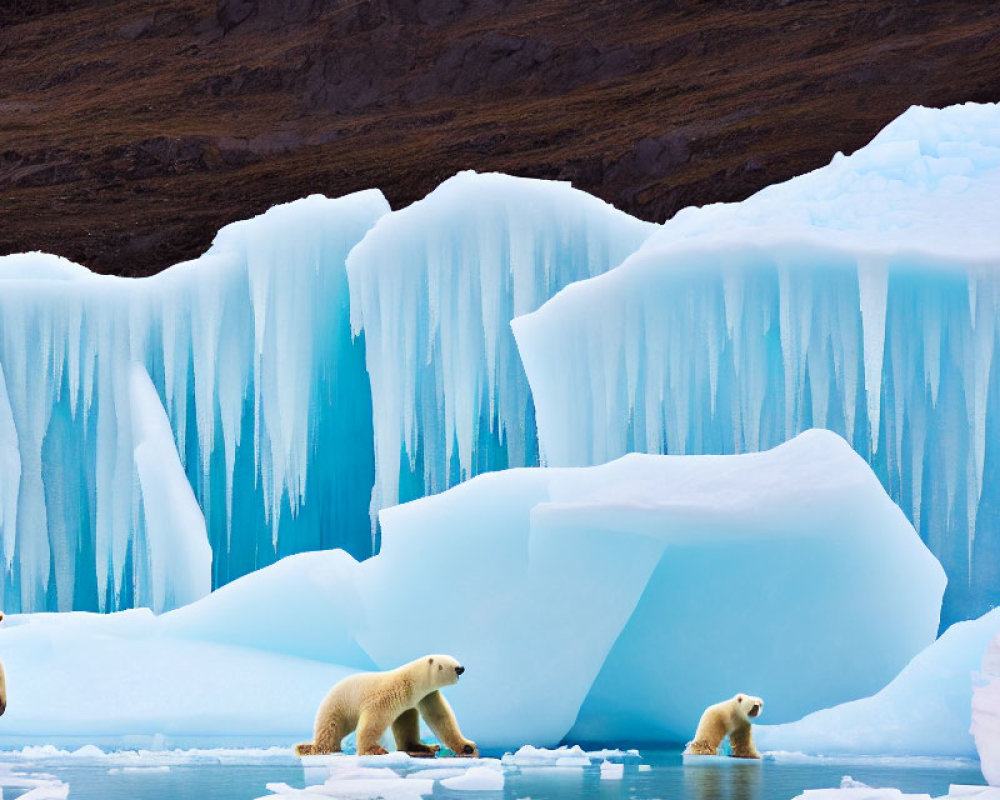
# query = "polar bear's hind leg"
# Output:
<box><xmin>357</xmin><ymin>708</ymin><xmax>391</xmax><ymax>755</ymax></box>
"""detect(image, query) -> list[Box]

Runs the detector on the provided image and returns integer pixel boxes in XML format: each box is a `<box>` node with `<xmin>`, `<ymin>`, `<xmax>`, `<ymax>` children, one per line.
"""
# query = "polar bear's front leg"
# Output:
<box><xmin>357</xmin><ymin>708</ymin><xmax>391</xmax><ymax>755</ymax></box>
<box><xmin>418</xmin><ymin>690</ymin><xmax>478</xmax><ymax>757</ymax></box>
<box><xmin>392</xmin><ymin>708</ymin><xmax>441</xmax><ymax>757</ymax></box>
<box><xmin>728</xmin><ymin>724</ymin><xmax>761</xmax><ymax>759</ymax></box>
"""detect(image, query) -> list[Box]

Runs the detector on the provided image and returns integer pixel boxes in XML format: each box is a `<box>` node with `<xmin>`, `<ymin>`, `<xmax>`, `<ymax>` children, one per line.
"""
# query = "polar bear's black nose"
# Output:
<box><xmin>455</xmin><ymin>666</ymin><xmax>465</xmax><ymax>676</ymax></box>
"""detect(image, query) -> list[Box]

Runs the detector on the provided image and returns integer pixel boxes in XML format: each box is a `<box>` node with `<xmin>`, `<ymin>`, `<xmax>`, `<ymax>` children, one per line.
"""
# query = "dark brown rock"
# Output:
<box><xmin>1</xmin><ymin>0</ymin><xmax>1000</xmax><ymax>276</ymax></box>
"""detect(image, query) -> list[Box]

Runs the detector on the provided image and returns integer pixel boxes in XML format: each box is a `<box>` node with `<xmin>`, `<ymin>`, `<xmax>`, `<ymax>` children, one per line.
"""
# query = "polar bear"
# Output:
<box><xmin>686</xmin><ymin>693</ymin><xmax>763</xmax><ymax>759</ymax></box>
<box><xmin>295</xmin><ymin>654</ymin><xmax>477</xmax><ymax>757</ymax></box>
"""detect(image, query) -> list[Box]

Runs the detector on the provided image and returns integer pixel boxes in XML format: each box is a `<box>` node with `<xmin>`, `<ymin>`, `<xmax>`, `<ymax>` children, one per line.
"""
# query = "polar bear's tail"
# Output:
<box><xmin>294</xmin><ymin>742</ymin><xmax>316</xmax><ymax>756</ymax></box>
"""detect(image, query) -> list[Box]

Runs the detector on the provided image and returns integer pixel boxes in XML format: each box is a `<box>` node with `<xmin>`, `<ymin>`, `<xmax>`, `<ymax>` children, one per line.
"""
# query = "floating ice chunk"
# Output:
<box><xmin>108</xmin><ymin>766</ymin><xmax>171</xmax><ymax>774</ymax></box>
<box><xmin>789</xmin><ymin>778</ymin><xmax>1000</xmax><ymax>800</ymax></box>
<box><xmin>0</xmin><ymin>763</ymin><xmax>69</xmax><ymax>800</ymax></box>
<box><xmin>440</xmin><ymin>766</ymin><xmax>505</xmax><ymax>790</ymax></box>
<box><xmin>512</xmin><ymin>102</ymin><xmax>1000</xmax><ymax>627</ymax></box>
<box><xmin>793</xmin><ymin>786</ymin><xmax>932</xmax><ymax>800</ymax></box>
<box><xmin>758</xmin><ymin>607</ymin><xmax>1000</xmax><ymax>757</ymax></box>
<box><xmin>501</xmin><ymin>745</ymin><xmax>611</xmax><ymax>768</ymax></box>
<box><xmin>600</xmin><ymin>761</ymin><xmax>624</xmax><ymax>780</ymax></box>
<box><xmin>346</xmin><ymin>170</ymin><xmax>655</xmax><ymax>523</ymax></box>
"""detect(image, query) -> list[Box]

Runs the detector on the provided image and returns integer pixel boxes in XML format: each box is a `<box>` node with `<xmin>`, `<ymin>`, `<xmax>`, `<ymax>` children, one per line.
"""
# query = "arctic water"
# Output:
<box><xmin>0</xmin><ymin>751</ymin><xmax>984</xmax><ymax>800</ymax></box>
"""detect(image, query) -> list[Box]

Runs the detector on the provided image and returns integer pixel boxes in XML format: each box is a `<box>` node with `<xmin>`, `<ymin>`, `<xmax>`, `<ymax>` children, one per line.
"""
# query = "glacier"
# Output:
<box><xmin>512</xmin><ymin>102</ymin><xmax>1000</xmax><ymax>626</ymax></box>
<box><xmin>0</xmin><ymin>191</ymin><xmax>388</xmax><ymax>613</ymax></box>
<box><xmin>0</xmin><ymin>431</ymin><xmax>944</xmax><ymax>750</ymax></box>
<box><xmin>346</xmin><ymin>171</ymin><xmax>656</xmax><ymax>520</ymax></box>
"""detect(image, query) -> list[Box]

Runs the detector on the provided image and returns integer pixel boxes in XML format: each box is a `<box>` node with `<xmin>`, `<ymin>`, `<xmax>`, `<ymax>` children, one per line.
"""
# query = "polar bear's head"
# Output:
<box><xmin>734</xmin><ymin>694</ymin><xmax>763</xmax><ymax>721</ymax></box>
<box><xmin>423</xmin><ymin>655</ymin><xmax>466</xmax><ymax>688</ymax></box>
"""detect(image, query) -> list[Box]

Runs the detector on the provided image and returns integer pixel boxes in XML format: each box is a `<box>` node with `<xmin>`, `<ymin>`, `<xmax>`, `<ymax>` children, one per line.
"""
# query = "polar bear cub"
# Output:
<box><xmin>686</xmin><ymin>693</ymin><xmax>763</xmax><ymax>759</ymax></box>
<box><xmin>295</xmin><ymin>654</ymin><xmax>477</xmax><ymax>757</ymax></box>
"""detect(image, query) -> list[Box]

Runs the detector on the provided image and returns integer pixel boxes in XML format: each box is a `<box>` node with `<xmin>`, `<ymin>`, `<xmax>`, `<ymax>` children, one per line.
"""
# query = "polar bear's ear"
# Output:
<box><xmin>429</xmin><ymin>658</ymin><xmax>434</xmax><ymax>664</ymax></box>
<box><xmin>737</xmin><ymin>694</ymin><xmax>744</xmax><ymax>703</ymax></box>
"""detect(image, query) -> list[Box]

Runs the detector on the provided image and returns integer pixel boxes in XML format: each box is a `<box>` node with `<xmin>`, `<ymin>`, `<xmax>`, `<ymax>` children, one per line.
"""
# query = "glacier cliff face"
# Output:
<box><xmin>513</xmin><ymin>103</ymin><xmax>1000</xmax><ymax>626</ymax></box>
<box><xmin>0</xmin><ymin>191</ymin><xmax>388</xmax><ymax>612</ymax></box>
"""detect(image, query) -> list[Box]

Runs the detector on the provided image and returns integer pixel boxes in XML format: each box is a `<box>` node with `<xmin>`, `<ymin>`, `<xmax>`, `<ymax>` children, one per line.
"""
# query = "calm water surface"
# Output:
<box><xmin>1</xmin><ymin>750</ymin><xmax>986</xmax><ymax>800</ymax></box>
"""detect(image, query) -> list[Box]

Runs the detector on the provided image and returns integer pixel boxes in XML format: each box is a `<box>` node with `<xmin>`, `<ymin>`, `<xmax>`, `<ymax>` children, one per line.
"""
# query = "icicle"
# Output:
<box><xmin>0</xmin><ymin>361</ymin><xmax>21</xmax><ymax>568</ymax></box>
<box><xmin>857</xmin><ymin>257</ymin><xmax>889</xmax><ymax>453</ymax></box>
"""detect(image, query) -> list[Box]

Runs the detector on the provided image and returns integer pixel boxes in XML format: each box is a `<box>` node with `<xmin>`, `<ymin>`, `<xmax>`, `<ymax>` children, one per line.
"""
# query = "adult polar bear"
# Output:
<box><xmin>687</xmin><ymin>694</ymin><xmax>764</xmax><ymax>758</ymax></box>
<box><xmin>296</xmin><ymin>654</ymin><xmax>477</xmax><ymax>756</ymax></box>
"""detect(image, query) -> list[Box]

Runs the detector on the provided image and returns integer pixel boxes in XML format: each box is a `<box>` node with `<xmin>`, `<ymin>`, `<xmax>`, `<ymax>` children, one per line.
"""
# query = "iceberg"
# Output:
<box><xmin>512</xmin><ymin>102</ymin><xmax>1000</xmax><ymax>626</ymax></box>
<box><xmin>346</xmin><ymin>171</ymin><xmax>656</xmax><ymax>521</ymax></box>
<box><xmin>0</xmin><ymin>431</ymin><xmax>943</xmax><ymax>750</ymax></box>
<box><xmin>757</xmin><ymin>607</ymin><xmax>1000</xmax><ymax>758</ymax></box>
<box><xmin>0</xmin><ymin>190</ymin><xmax>388</xmax><ymax>613</ymax></box>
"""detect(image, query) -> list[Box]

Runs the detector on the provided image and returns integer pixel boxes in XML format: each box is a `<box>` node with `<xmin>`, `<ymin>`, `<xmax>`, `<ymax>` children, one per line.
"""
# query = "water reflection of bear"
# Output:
<box><xmin>685</xmin><ymin>764</ymin><xmax>763</xmax><ymax>800</ymax></box>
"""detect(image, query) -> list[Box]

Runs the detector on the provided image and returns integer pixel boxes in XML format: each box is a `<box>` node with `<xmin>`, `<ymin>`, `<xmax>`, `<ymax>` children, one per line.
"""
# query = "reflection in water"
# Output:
<box><xmin>685</xmin><ymin>762</ymin><xmax>763</xmax><ymax>800</ymax></box>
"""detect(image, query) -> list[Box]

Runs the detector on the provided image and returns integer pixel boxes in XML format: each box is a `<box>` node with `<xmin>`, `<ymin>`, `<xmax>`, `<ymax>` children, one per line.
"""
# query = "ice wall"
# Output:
<box><xmin>346</xmin><ymin>171</ymin><xmax>655</xmax><ymax>519</ymax></box>
<box><xmin>0</xmin><ymin>190</ymin><xmax>389</xmax><ymax>613</ymax></box>
<box><xmin>512</xmin><ymin>102</ymin><xmax>1000</xmax><ymax>626</ymax></box>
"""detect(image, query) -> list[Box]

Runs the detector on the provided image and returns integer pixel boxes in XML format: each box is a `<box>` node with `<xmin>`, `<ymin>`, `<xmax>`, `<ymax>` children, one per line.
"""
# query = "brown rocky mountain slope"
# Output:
<box><xmin>2</xmin><ymin>0</ymin><xmax>999</xmax><ymax>276</ymax></box>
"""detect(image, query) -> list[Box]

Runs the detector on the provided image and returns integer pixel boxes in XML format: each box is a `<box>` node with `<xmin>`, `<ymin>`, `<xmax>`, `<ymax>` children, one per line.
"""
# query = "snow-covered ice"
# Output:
<box><xmin>758</xmin><ymin>607</ymin><xmax>1000</xmax><ymax>757</ymax></box>
<box><xmin>347</xmin><ymin>171</ymin><xmax>655</xmax><ymax>521</ymax></box>
<box><xmin>563</xmin><ymin>429</ymin><xmax>943</xmax><ymax>742</ymax></box>
<box><xmin>0</xmin><ymin>609</ymin><xmax>356</xmax><ymax>749</ymax></box>
<box><xmin>0</xmin><ymin>430</ymin><xmax>942</xmax><ymax>750</ymax></box>
<box><xmin>0</xmin><ymin>763</ymin><xmax>69</xmax><ymax>800</ymax></box>
<box><xmin>972</xmin><ymin>629</ymin><xmax>1000</xmax><ymax>783</ymax></box>
<box><xmin>512</xmin><ymin>101</ymin><xmax>1000</xmax><ymax>626</ymax></box>
<box><xmin>0</xmin><ymin>190</ymin><xmax>388</xmax><ymax>613</ymax></box>
<box><xmin>258</xmin><ymin>751</ymin><xmax>506</xmax><ymax>800</ymax></box>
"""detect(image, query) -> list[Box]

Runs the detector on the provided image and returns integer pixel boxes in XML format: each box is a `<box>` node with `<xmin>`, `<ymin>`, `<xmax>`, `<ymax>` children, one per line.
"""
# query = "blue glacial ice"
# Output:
<box><xmin>512</xmin><ymin>102</ymin><xmax>1000</xmax><ymax>626</ymax></box>
<box><xmin>0</xmin><ymin>190</ymin><xmax>388</xmax><ymax>613</ymax></box>
<box><xmin>346</xmin><ymin>171</ymin><xmax>656</xmax><ymax>519</ymax></box>
<box><xmin>0</xmin><ymin>431</ymin><xmax>944</xmax><ymax>750</ymax></box>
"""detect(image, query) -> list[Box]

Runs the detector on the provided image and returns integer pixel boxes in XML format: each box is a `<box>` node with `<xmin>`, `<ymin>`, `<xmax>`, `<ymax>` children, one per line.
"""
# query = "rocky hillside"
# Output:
<box><xmin>2</xmin><ymin>0</ymin><xmax>999</xmax><ymax>275</ymax></box>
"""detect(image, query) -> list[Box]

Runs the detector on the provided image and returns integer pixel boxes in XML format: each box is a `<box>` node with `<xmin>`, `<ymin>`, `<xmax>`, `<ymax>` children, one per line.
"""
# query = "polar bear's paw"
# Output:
<box><xmin>405</xmin><ymin>744</ymin><xmax>441</xmax><ymax>758</ymax></box>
